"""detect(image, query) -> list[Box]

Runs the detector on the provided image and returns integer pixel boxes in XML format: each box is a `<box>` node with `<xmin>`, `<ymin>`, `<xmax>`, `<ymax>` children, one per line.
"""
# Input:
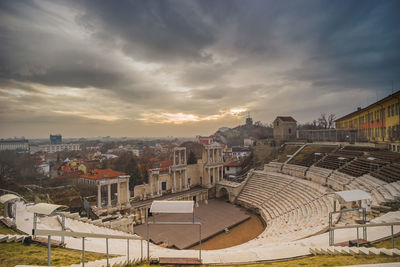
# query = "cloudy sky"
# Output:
<box><xmin>0</xmin><ymin>0</ymin><xmax>399</xmax><ymax>138</ymax></box>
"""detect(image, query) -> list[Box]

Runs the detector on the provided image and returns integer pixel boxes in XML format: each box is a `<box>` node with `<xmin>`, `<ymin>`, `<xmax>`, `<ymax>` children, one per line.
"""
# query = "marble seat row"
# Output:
<box><xmin>259</xmin><ymin>195</ymin><xmax>336</xmax><ymax>242</ymax></box>
<box><xmin>237</xmin><ymin>171</ymin><xmax>336</xmax><ymax>242</ymax></box>
<box><xmin>236</xmin><ymin>172</ymin><xmax>294</xmax><ymax>208</ymax></box>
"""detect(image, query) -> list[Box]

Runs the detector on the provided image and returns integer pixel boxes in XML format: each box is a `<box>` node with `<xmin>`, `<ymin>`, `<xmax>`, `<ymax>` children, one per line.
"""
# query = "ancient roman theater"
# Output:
<box><xmin>2</xmin><ymin>143</ymin><xmax>400</xmax><ymax>266</ymax></box>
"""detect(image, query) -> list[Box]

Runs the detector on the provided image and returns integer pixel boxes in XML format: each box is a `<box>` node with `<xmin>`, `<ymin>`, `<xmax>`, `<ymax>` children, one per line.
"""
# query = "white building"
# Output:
<box><xmin>0</xmin><ymin>139</ymin><xmax>29</xmax><ymax>151</ymax></box>
<box><xmin>39</xmin><ymin>143</ymin><xmax>81</xmax><ymax>153</ymax></box>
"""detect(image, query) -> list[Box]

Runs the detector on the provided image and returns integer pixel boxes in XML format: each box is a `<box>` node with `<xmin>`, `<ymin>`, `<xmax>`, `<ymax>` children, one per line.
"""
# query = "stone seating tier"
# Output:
<box><xmin>338</xmin><ymin>158</ymin><xmax>386</xmax><ymax>177</ymax></box>
<box><xmin>371</xmin><ymin>163</ymin><xmax>400</xmax><ymax>183</ymax></box>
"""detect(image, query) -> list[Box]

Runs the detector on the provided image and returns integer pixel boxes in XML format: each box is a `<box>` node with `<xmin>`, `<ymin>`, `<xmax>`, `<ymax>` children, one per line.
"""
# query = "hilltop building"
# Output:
<box><xmin>273</xmin><ymin>116</ymin><xmax>297</xmax><ymax>140</ymax></box>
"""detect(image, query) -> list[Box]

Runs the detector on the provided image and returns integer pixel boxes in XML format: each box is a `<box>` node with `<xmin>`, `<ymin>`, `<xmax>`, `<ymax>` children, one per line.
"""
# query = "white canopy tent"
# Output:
<box><xmin>0</xmin><ymin>193</ymin><xmax>20</xmax><ymax>204</ymax></box>
<box><xmin>150</xmin><ymin>200</ymin><xmax>194</xmax><ymax>214</ymax></box>
<box><xmin>335</xmin><ymin>190</ymin><xmax>372</xmax><ymax>202</ymax></box>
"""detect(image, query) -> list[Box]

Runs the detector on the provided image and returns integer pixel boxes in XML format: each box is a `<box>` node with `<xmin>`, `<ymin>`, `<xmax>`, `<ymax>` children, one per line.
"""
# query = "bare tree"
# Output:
<box><xmin>318</xmin><ymin>113</ymin><xmax>328</xmax><ymax>129</ymax></box>
<box><xmin>328</xmin><ymin>114</ymin><xmax>336</xmax><ymax>129</ymax></box>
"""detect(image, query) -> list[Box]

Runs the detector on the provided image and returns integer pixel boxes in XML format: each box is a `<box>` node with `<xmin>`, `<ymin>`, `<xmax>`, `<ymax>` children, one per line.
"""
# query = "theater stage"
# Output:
<box><xmin>133</xmin><ymin>199</ymin><xmax>250</xmax><ymax>249</ymax></box>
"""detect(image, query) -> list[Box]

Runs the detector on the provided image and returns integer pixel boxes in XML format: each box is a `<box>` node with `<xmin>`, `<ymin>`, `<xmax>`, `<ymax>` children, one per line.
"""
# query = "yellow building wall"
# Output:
<box><xmin>336</xmin><ymin>96</ymin><xmax>400</xmax><ymax>142</ymax></box>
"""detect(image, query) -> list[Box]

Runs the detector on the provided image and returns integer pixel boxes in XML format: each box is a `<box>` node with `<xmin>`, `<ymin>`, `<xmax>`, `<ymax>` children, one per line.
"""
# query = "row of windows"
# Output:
<box><xmin>359</xmin><ymin>124</ymin><xmax>400</xmax><ymax>139</ymax></box>
<box><xmin>337</xmin><ymin>102</ymin><xmax>400</xmax><ymax>129</ymax></box>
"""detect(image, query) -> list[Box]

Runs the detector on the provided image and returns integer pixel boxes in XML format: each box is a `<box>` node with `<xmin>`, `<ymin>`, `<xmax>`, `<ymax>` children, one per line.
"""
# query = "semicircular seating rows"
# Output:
<box><xmin>236</xmin><ymin>171</ymin><xmax>338</xmax><ymax>242</ymax></box>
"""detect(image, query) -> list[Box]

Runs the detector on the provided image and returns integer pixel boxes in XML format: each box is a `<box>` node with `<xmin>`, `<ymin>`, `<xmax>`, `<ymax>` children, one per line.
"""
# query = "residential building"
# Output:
<box><xmin>39</xmin><ymin>143</ymin><xmax>81</xmax><ymax>153</ymax></box>
<box><xmin>224</xmin><ymin>158</ymin><xmax>242</xmax><ymax>176</ymax></box>
<box><xmin>335</xmin><ymin>90</ymin><xmax>400</xmax><ymax>150</ymax></box>
<box><xmin>0</xmin><ymin>138</ymin><xmax>29</xmax><ymax>151</ymax></box>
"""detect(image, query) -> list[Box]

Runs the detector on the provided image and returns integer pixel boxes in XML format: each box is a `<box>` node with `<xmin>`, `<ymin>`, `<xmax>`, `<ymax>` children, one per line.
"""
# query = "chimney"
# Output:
<box><xmin>357</xmin><ymin>107</ymin><xmax>362</xmax><ymax>111</ymax></box>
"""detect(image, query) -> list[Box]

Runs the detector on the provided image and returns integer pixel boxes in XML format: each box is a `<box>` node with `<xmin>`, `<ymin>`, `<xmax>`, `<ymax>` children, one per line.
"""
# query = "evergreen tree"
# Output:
<box><xmin>187</xmin><ymin>150</ymin><xmax>197</xmax><ymax>164</ymax></box>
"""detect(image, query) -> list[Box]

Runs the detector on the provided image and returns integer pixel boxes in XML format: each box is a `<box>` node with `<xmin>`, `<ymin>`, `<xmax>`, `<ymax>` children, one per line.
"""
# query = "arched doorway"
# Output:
<box><xmin>218</xmin><ymin>187</ymin><xmax>229</xmax><ymax>201</ymax></box>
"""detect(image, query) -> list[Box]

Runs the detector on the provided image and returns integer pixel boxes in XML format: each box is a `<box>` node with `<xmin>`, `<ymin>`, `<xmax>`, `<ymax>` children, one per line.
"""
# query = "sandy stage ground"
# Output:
<box><xmin>190</xmin><ymin>212</ymin><xmax>265</xmax><ymax>250</ymax></box>
<box><xmin>133</xmin><ymin>199</ymin><xmax>252</xmax><ymax>249</ymax></box>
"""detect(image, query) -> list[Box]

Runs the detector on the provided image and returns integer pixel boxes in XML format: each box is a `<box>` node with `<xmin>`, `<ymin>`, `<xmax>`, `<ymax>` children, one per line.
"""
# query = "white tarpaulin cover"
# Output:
<box><xmin>27</xmin><ymin>203</ymin><xmax>67</xmax><ymax>215</ymax></box>
<box><xmin>335</xmin><ymin>190</ymin><xmax>371</xmax><ymax>202</ymax></box>
<box><xmin>150</xmin><ymin>200</ymin><xmax>194</xmax><ymax>214</ymax></box>
<box><xmin>0</xmin><ymin>194</ymin><xmax>20</xmax><ymax>204</ymax></box>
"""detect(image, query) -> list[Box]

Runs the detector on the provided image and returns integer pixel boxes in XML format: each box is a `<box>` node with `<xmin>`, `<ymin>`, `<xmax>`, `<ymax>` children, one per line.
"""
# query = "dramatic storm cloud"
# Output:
<box><xmin>0</xmin><ymin>0</ymin><xmax>399</xmax><ymax>138</ymax></box>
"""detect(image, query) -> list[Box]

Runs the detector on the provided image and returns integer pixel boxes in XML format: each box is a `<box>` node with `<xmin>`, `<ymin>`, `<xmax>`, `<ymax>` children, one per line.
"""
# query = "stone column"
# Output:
<box><xmin>97</xmin><ymin>184</ymin><xmax>101</xmax><ymax>208</ymax></box>
<box><xmin>185</xmin><ymin>169</ymin><xmax>188</xmax><ymax>189</ymax></box>
<box><xmin>107</xmin><ymin>183</ymin><xmax>111</xmax><ymax>207</ymax></box>
<box><xmin>117</xmin><ymin>181</ymin><xmax>121</xmax><ymax>205</ymax></box>
<box><xmin>208</xmin><ymin>148</ymin><xmax>210</xmax><ymax>163</ymax></box>
<box><xmin>150</xmin><ymin>174</ymin><xmax>154</xmax><ymax>197</ymax></box>
<box><xmin>180</xmin><ymin>170</ymin><xmax>183</xmax><ymax>191</ymax></box>
<box><xmin>173</xmin><ymin>171</ymin><xmax>176</xmax><ymax>193</ymax></box>
<box><xmin>184</xmin><ymin>149</ymin><xmax>186</xmax><ymax>164</ymax></box>
<box><xmin>157</xmin><ymin>177</ymin><xmax>160</xmax><ymax>195</ymax></box>
<box><xmin>126</xmin><ymin>179</ymin><xmax>130</xmax><ymax>205</ymax></box>
<box><xmin>173</xmin><ymin>150</ymin><xmax>176</xmax><ymax>165</ymax></box>
<box><xmin>213</xmin><ymin>167</ymin><xmax>215</xmax><ymax>185</ymax></box>
<box><xmin>208</xmin><ymin>168</ymin><xmax>210</xmax><ymax>186</ymax></box>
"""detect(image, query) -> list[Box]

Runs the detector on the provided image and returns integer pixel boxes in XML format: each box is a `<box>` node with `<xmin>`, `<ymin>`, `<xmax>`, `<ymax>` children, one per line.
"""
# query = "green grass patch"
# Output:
<box><xmin>290</xmin><ymin>145</ymin><xmax>336</xmax><ymax>164</ymax></box>
<box><xmin>0</xmin><ymin>224</ymin><xmax>18</xmax><ymax>235</ymax></box>
<box><xmin>0</xmin><ymin>242</ymin><xmax>111</xmax><ymax>267</ymax></box>
<box><xmin>277</xmin><ymin>145</ymin><xmax>302</xmax><ymax>162</ymax></box>
<box><xmin>374</xmin><ymin>236</ymin><xmax>400</xmax><ymax>249</ymax></box>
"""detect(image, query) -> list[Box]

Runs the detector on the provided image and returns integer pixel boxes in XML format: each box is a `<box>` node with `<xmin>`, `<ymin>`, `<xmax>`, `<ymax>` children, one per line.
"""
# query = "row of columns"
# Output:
<box><xmin>207</xmin><ymin>166</ymin><xmax>223</xmax><ymax>186</ymax></box>
<box><xmin>173</xmin><ymin>148</ymin><xmax>187</xmax><ymax>165</ymax></box>
<box><xmin>172</xmin><ymin>169</ymin><xmax>188</xmax><ymax>193</ymax></box>
<box><xmin>97</xmin><ymin>177</ymin><xmax>130</xmax><ymax>209</ymax></box>
<box><xmin>207</xmin><ymin>147</ymin><xmax>223</xmax><ymax>163</ymax></box>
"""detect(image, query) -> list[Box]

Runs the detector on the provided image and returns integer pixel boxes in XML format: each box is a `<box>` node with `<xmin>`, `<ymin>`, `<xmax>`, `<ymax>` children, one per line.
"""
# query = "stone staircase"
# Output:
<box><xmin>310</xmin><ymin>246</ymin><xmax>400</xmax><ymax>256</ymax></box>
<box><xmin>70</xmin><ymin>256</ymin><xmax>139</xmax><ymax>267</ymax></box>
<box><xmin>0</xmin><ymin>234</ymin><xmax>28</xmax><ymax>243</ymax></box>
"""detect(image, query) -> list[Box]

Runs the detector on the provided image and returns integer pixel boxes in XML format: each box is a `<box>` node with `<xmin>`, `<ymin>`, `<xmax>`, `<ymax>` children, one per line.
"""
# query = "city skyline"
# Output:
<box><xmin>0</xmin><ymin>0</ymin><xmax>399</xmax><ymax>138</ymax></box>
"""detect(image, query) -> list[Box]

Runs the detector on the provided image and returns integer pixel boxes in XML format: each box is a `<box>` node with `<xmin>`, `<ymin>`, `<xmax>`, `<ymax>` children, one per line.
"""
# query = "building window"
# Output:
<box><xmin>188</xmin><ymin>178</ymin><xmax>191</xmax><ymax>186</ymax></box>
<box><xmin>388</xmin><ymin>107</ymin><xmax>391</xmax><ymax>117</ymax></box>
<box><xmin>288</xmin><ymin>128</ymin><xmax>292</xmax><ymax>134</ymax></box>
<box><xmin>397</xmin><ymin>103</ymin><xmax>400</xmax><ymax>115</ymax></box>
<box><xmin>161</xmin><ymin>181</ymin><xmax>166</xmax><ymax>191</ymax></box>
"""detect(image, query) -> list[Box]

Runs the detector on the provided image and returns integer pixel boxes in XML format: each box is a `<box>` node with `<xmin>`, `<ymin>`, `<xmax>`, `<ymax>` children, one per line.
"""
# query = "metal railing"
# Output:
<box><xmin>33</xmin><ymin>229</ymin><xmax>145</xmax><ymax>267</ymax></box>
<box><xmin>329</xmin><ymin>222</ymin><xmax>400</xmax><ymax>248</ymax></box>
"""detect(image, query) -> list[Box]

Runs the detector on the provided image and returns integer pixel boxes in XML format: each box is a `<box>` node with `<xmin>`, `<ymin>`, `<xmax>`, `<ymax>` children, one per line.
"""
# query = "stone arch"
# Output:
<box><xmin>217</xmin><ymin>187</ymin><xmax>230</xmax><ymax>201</ymax></box>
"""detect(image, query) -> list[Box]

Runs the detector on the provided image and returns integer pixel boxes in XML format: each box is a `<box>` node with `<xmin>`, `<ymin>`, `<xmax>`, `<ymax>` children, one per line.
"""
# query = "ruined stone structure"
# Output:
<box><xmin>96</xmin><ymin>175</ymin><xmax>130</xmax><ymax>209</ymax></box>
<box><xmin>133</xmin><ymin>143</ymin><xmax>224</xmax><ymax>201</ymax></box>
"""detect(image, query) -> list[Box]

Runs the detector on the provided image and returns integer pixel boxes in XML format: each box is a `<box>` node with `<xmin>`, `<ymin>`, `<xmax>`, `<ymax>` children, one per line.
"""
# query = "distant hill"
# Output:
<box><xmin>214</xmin><ymin>122</ymin><xmax>273</xmax><ymax>146</ymax></box>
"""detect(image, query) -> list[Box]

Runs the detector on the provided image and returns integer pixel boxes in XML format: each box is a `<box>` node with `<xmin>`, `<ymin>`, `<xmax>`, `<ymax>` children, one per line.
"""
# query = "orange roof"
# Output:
<box><xmin>224</xmin><ymin>158</ymin><xmax>242</xmax><ymax>167</ymax></box>
<box><xmin>80</xmin><ymin>168</ymin><xmax>126</xmax><ymax>180</ymax></box>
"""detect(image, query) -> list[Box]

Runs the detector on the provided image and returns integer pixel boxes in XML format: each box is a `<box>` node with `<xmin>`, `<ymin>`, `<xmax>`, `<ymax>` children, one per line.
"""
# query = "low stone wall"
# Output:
<box><xmin>306</xmin><ymin>166</ymin><xmax>333</xmax><ymax>186</ymax></box>
<box><xmin>327</xmin><ymin>171</ymin><xmax>354</xmax><ymax>191</ymax></box>
<box><xmin>264</xmin><ymin>162</ymin><xmax>283</xmax><ymax>173</ymax></box>
<box><xmin>281</xmin><ymin>164</ymin><xmax>308</xmax><ymax>179</ymax></box>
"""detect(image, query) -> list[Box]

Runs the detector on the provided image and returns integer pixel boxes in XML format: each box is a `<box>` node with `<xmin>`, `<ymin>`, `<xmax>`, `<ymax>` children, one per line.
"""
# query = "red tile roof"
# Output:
<box><xmin>224</xmin><ymin>158</ymin><xmax>243</xmax><ymax>167</ymax></box>
<box><xmin>276</xmin><ymin>116</ymin><xmax>297</xmax><ymax>122</ymax></box>
<box><xmin>80</xmin><ymin>168</ymin><xmax>126</xmax><ymax>180</ymax></box>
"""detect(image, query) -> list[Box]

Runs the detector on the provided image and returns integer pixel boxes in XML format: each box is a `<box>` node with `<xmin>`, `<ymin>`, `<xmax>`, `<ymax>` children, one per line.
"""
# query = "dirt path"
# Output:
<box><xmin>190</xmin><ymin>212</ymin><xmax>265</xmax><ymax>250</ymax></box>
